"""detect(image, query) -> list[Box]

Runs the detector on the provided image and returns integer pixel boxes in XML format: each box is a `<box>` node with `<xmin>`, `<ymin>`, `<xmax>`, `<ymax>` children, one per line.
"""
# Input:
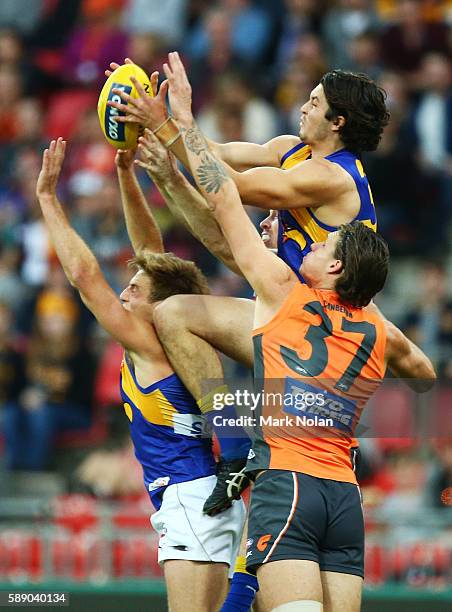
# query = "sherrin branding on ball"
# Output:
<box><xmin>98</xmin><ymin>63</ymin><xmax>152</xmax><ymax>149</ymax></box>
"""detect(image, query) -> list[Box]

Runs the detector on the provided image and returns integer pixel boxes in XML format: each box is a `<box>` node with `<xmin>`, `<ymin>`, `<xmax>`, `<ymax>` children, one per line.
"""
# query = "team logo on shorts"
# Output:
<box><xmin>257</xmin><ymin>534</ymin><xmax>272</xmax><ymax>552</ymax></box>
<box><xmin>246</xmin><ymin>538</ymin><xmax>253</xmax><ymax>549</ymax></box>
<box><xmin>149</xmin><ymin>476</ymin><xmax>170</xmax><ymax>491</ymax></box>
<box><xmin>247</xmin><ymin>449</ymin><xmax>256</xmax><ymax>459</ymax></box>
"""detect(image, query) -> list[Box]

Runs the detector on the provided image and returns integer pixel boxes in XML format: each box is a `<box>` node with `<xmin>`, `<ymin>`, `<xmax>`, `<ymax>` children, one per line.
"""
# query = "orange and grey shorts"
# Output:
<box><xmin>245</xmin><ymin>470</ymin><xmax>364</xmax><ymax>578</ymax></box>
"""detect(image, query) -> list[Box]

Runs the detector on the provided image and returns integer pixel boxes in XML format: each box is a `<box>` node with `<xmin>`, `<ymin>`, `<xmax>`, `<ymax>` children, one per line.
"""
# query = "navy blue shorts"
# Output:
<box><xmin>246</xmin><ymin>470</ymin><xmax>364</xmax><ymax>578</ymax></box>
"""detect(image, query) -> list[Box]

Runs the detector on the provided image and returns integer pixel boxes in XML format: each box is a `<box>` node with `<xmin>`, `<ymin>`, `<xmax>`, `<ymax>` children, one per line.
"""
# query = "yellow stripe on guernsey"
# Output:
<box><xmin>361</xmin><ymin>218</ymin><xmax>377</xmax><ymax>232</ymax></box>
<box><xmin>285</xmin><ymin>229</ymin><xmax>307</xmax><ymax>251</ymax></box>
<box><xmin>291</xmin><ymin>208</ymin><xmax>329</xmax><ymax>244</ymax></box>
<box><xmin>281</xmin><ymin>144</ymin><xmax>312</xmax><ymax>169</ymax></box>
<box><xmin>121</xmin><ymin>361</ymin><xmax>177</xmax><ymax>426</ymax></box>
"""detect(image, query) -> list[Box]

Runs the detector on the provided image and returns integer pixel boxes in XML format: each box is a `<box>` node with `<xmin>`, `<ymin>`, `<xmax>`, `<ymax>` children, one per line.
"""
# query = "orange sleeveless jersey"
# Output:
<box><xmin>249</xmin><ymin>283</ymin><xmax>387</xmax><ymax>484</ymax></box>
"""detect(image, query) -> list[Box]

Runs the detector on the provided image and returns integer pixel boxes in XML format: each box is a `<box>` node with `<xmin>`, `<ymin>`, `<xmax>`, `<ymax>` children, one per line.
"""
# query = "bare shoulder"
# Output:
<box><xmin>266</xmin><ymin>135</ymin><xmax>301</xmax><ymax>161</ymax></box>
<box><xmin>112</xmin><ymin>307</ymin><xmax>162</xmax><ymax>358</ymax></box>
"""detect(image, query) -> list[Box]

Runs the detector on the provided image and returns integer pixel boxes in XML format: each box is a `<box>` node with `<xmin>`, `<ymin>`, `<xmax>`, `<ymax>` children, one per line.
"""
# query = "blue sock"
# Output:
<box><xmin>220</xmin><ymin>572</ymin><xmax>259</xmax><ymax>611</ymax></box>
<box><xmin>205</xmin><ymin>405</ymin><xmax>251</xmax><ymax>461</ymax></box>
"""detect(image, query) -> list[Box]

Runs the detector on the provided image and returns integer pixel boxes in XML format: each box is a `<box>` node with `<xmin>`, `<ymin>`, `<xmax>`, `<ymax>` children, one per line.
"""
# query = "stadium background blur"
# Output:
<box><xmin>0</xmin><ymin>0</ymin><xmax>451</xmax><ymax>610</ymax></box>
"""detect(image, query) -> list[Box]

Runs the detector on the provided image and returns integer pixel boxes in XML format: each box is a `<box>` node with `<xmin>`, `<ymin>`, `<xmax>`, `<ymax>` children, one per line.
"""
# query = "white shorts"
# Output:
<box><xmin>150</xmin><ymin>475</ymin><xmax>246</xmax><ymax>571</ymax></box>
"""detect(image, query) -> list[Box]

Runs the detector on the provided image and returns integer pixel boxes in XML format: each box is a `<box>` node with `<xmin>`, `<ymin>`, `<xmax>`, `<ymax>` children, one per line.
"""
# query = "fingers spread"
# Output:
<box><xmin>162</xmin><ymin>62</ymin><xmax>172</xmax><ymax>80</ymax></box>
<box><xmin>111</xmin><ymin>88</ymin><xmax>132</xmax><ymax>104</ymax></box>
<box><xmin>157</xmin><ymin>79</ymin><xmax>169</xmax><ymax>99</ymax></box>
<box><xmin>134</xmin><ymin>158</ymin><xmax>149</xmax><ymax>170</ymax></box>
<box><xmin>150</xmin><ymin>71</ymin><xmax>159</xmax><ymax>96</ymax></box>
<box><xmin>130</xmin><ymin>76</ymin><xmax>147</xmax><ymax>98</ymax></box>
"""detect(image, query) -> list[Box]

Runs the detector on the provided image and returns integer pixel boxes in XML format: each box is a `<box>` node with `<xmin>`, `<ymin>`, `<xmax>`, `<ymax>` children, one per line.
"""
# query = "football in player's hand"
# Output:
<box><xmin>98</xmin><ymin>63</ymin><xmax>152</xmax><ymax>149</ymax></box>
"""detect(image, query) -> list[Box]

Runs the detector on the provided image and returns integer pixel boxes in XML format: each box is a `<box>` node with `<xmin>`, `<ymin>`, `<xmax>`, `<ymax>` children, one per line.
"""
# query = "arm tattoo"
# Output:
<box><xmin>197</xmin><ymin>153</ymin><xmax>229</xmax><ymax>194</ymax></box>
<box><xmin>181</xmin><ymin>122</ymin><xmax>230</xmax><ymax>195</ymax></box>
<box><xmin>183</xmin><ymin>126</ymin><xmax>208</xmax><ymax>155</ymax></box>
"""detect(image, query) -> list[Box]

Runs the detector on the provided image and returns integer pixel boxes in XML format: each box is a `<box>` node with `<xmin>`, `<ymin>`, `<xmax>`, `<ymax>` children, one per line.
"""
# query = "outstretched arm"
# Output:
<box><xmin>384</xmin><ymin>320</ymin><xmax>436</xmax><ymax>393</ymax></box>
<box><xmin>36</xmin><ymin>139</ymin><xmax>153</xmax><ymax>354</ymax></box>
<box><xmin>220</xmin><ymin>155</ymin><xmax>349</xmax><ymax>209</ymax></box>
<box><xmin>115</xmin><ymin>148</ymin><xmax>164</xmax><ymax>254</ymax></box>
<box><xmin>136</xmin><ymin>128</ymin><xmax>242</xmax><ymax>275</ymax></box>
<box><xmin>106</xmin><ymin>58</ymin><xmax>298</xmax><ymax>172</ymax></box>
<box><xmin>105</xmin><ymin>59</ymin><xmax>190</xmax><ymax>169</ymax></box>
<box><xmin>206</xmin><ymin>134</ymin><xmax>299</xmax><ymax>171</ymax></box>
<box><xmin>162</xmin><ymin>53</ymin><xmax>292</xmax><ymax>304</ymax></box>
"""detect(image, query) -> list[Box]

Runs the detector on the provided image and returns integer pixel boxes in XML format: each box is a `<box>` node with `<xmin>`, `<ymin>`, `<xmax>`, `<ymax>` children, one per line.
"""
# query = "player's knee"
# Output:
<box><xmin>272</xmin><ymin>601</ymin><xmax>323</xmax><ymax>612</ymax></box>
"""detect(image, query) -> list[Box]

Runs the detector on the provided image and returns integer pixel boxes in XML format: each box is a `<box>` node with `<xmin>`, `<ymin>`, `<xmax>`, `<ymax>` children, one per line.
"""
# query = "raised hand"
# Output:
<box><xmin>107</xmin><ymin>72</ymin><xmax>168</xmax><ymax>130</ymax></box>
<box><xmin>162</xmin><ymin>51</ymin><xmax>193</xmax><ymax>125</ymax></box>
<box><xmin>135</xmin><ymin>128</ymin><xmax>178</xmax><ymax>182</ymax></box>
<box><xmin>104</xmin><ymin>57</ymin><xmax>134</xmax><ymax>78</ymax></box>
<box><xmin>115</xmin><ymin>148</ymin><xmax>136</xmax><ymax>170</ymax></box>
<box><xmin>105</xmin><ymin>58</ymin><xmax>159</xmax><ymax>97</ymax></box>
<box><xmin>36</xmin><ymin>138</ymin><xmax>66</xmax><ymax>199</ymax></box>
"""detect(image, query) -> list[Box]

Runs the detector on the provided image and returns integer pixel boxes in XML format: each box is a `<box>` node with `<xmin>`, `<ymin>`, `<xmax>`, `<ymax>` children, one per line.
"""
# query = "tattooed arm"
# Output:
<box><xmin>178</xmin><ymin>118</ymin><xmax>293</xmax><ymax>303</ymax></box>
<box><xmin>136</xmin><ymin>128</ymin><xmax>242</xmax><ymax>275</ymax></box>
<box><xmin>162</xmin><ymin>52</ymin><xmax>293</xmax><ymax>304</ymax></box>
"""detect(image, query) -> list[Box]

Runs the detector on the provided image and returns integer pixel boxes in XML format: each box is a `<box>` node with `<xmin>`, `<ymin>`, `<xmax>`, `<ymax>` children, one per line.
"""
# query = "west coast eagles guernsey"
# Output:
<box><xmin>120</xmin><ymin>354</ymin><xmax>216</xmax><ymax>509</ymax></box>
<box><xmin>278</xmin><ymin>142</ymin><xmax>377</xmax><ymax>281</ymax></box>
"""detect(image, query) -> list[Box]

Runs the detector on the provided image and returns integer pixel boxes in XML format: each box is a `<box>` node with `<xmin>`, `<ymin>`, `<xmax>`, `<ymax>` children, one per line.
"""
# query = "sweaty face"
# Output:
<box><xmin>120</xmin><ymin>270</ymin><xmax>152</xmax><ymax>314</ymax></box>
<box><xmin>299</xmin><ymin>83</ymin><xmax>333</xmax><ymax>144</ymax></box>
<box><xmin>300</xmin><ymin>231</ymin><xmax>342</xmax><ymax>284</ymax></box>
<box><xmin>260</xmin><ymin>210</ymin><xmax>278</xmax><ymax>250</ymax></box>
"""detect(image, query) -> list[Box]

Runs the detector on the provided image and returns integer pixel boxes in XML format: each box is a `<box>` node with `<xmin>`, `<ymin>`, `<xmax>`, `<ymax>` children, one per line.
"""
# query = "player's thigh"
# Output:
<box><xmin>257</xmin><ymin>559</ymin><xmax>322</xmax><ymax>611</ymax></box>
<box><xmin>157</xmin><ymin>295</ymin><xmax>255</xmax><ymax>367</ymax></box>
<box><xmin>164</xmin><ymin>559</ymin><xmax>229</xmax><ymax>612</ymax></box>
<box><xmin>321</xmin><ymin>571</ymin><xmax>362</xmax><ymax>612</ymax></box>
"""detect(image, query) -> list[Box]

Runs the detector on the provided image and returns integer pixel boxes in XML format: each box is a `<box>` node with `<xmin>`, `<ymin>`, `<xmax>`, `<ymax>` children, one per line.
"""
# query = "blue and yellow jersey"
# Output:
<box><xmin>278</xmin><ymin>142</ymin><xmax>377</xmax><ymax>281</ymax></box>
<box><xmin>120</xmin><ymin>354</ymin><xmax>216</xmax><ymax>509</ymax></box>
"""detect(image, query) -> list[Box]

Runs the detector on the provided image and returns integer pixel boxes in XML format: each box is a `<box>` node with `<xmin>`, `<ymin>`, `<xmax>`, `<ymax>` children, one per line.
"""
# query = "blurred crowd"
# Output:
<box><xmin>0</xmin><ymin>0</ymin><xmax>451</xmax><ymax>547</ymax></box>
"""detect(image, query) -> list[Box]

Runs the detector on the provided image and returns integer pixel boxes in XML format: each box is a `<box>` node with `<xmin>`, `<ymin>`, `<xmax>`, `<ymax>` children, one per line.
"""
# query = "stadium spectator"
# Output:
<box><xmin>185</xmin><ymin>0</ymin><xmax>271</xmax><ymax>66</ymax></box>
<box><xmin>322</xmin><ymin>0</ymin><xmax>380</xmax><ymax>69</ymax></box>
<box><xmin>184</xmin><ymin>8</ymin><xmax>245</xmax><ymax>110</ymax></box>
<box><xmin>125</xmin><ymin>32</ymin><xmax>169</xmax><ymax>80</ymax></box>
<box><xmin>0</xmin><ymin>0</ymin><xmax>43</xmax><ymax>35</ymax></box>
<box><xmin>0</xmin><ymin>302</ymin><xmax>25</xmax><ymax>467</ymax></box>
<box><xmin>0</xmin><ymin>66</ymin><xmax>24</xmax><ymax>144</ymax></box>
<box><xmin>283</xmin><ymin>32</ymin><xmax>327</xmax><ymax>86</ymax></box>
<box><xmin>197</xmin><ymin>72</ymin><xmax>278</xmax><ymax>144</ymax></box>
<box><xmin>62</xmin><ymin>0</ymin><xmax>128</xmax><ymax>87</ymax></box>
<box><xmin>274</xmin><ymin>60</ymin><xmax>316</xmax><ymax>134</ymax></box>
<box><xmin>348</xmin><ymin>30</ymin><xmax>384</xmax><ymax>80</ymax></box>
<box><xmin>380</xmin><ymin>0</ymin><xmax>450</xmax><ymax>80</ymax></box>
<box><xmin>274</xmin><ymin>0</ymin><xmax>323</xmax><ymax>71</ymax></box>
<box><xmin>402</xmin><ymin>261</ymin><xmax>452</xmax><ymax>378</ymax></box>
<box><xmin>3</xmin><ymin>283</ymin><xmax>96</xmax><ymax>470</ymax></box>
<box><xmin>0</xmin><ymin>245</ymin><xmax>25</xmax><ymax>313</ymax></box>
<box><xmin>124</xmin><ymin>0</ymin><xmax>188</xmax><ymax>46</ymax></box>
<box><xmin>404</xmin><ymin>53</ymin><xmax>452</xmax><ymax>250</ymax></box>
<box><xmin>364</xmin><ymin>81</ymin><xmax>422</xmax><ymax>254</ymax></box>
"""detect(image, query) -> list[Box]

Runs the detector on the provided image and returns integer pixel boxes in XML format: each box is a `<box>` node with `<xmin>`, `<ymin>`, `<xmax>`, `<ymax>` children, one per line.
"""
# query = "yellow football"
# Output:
<box><xmin>97</xmin><ymin>63</ymin><xmax>153</xmax><ymax>149</ymax></box>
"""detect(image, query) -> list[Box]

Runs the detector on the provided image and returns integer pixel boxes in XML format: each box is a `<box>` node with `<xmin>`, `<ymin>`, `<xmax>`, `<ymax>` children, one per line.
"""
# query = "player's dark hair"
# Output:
<box><xmin>334</xmin><ymin>223</ymin><xmax>389</xmax><ymax>308</ymax></box>
<box><xmin>129</xmin><ymin>252</ymin><xmax>210</xmax><ymax>302</ymax></box>
<box><xmin>320</xmin><ymin>70</ymin><xmax>390</xmax><ymax>153</ymax></box>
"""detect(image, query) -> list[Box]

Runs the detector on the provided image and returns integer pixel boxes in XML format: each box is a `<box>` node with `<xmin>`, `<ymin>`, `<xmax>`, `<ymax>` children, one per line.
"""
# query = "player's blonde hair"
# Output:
<box><xmin>129</xmin><ymin>252</ymin><xmax>210</xmax><ymax>303</ymax></box>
